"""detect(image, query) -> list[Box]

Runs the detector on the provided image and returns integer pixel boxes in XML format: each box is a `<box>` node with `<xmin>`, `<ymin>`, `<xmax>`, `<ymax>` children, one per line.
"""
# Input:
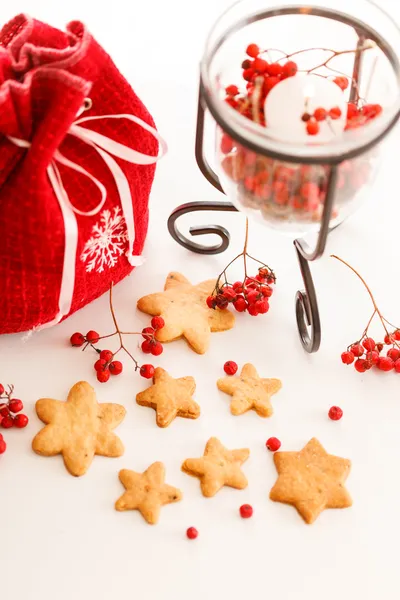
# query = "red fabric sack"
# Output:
<box><xmin>0</xmin><ymin>14</ymin><xmax>164</xmax><ymax>334</ymax></box>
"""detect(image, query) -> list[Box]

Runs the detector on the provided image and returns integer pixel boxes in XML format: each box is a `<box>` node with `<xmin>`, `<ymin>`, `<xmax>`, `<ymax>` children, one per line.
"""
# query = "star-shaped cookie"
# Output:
<box><xmin>217</xmin><ymin>363</ymin><xmax>281</xmax><ymax>417</ymax></box>
<box><xmin>136</xmin><ymin>367</ymin><xmax>200</xmax><ymax>428</ymax></box>
<box><xmin>137</xmin><ymin>272</ymin><xmax>235</xmax><ymax>354</ymax></box>
<box><xmin>32</xmin><ymin>381</ymin><xmax>126</xmax><ymax>477</ymax></box>
<box><xmin>269</xmin><ymin>438</ymin><xmax>352</xmax><ymax>524</ymax></box>
<box><xmin>115</xmin><ymin>462</ymin><xmax>182</xmax><ymax>524</ymax></box>
<box><xmin>182</xmin><ymin>437</ymin><xmax>250</xmax><ymax>497</ymax></box>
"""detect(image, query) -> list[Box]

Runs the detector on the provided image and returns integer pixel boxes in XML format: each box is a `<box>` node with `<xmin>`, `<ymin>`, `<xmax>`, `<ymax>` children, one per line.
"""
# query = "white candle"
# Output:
<box><xmin>264</xmin><ymin>74</ymin><xmax>347</xmax><ymax>143</ymax></box>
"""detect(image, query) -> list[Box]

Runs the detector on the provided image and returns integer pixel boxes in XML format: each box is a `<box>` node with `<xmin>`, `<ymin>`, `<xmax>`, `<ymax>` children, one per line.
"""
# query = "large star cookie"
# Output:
<box><xmin>115</xmin><ymin>462</ymin><xmax>182</xmax><ymax>524</ymax></box>
<box><xmin>32</xmin><ymin>381</ymin><xmax>126</xmax><ymax>477</ymax></box>
<box><xmin>217</xmin><ymin>363</ymin><xmax>281</xmax><ymax>417</ymax></box>
<box><xmin>182</xmin><ymin>437</ymin><xmax>249</xmax><ymax>497</ymax></box>
<box><xmin>137</xmin><ymin>272</ymin><xmax>235</xmax><ymax>354</ymax></box>
<box><xmin>270</xmin><ymin>438</ymin><xmax>352</xmax><ymax>524</ymax></box>
<box><xmin>136</xmin><ymin>367</ymin><xmax>200</xmax><ymax>428</ymax></box>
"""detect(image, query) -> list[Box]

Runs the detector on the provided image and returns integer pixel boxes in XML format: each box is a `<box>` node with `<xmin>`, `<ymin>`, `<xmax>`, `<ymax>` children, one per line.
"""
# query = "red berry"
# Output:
<box><xmin>14</xmin><ymin>414</ymin><xmax>28</xmax><ymax>428</ymax></box>
<box><xmin>306</xmin><ymin>120</ymin><xmax>320</xmax><ymax>135</ymax></box>
<box><xmin>1</xmin><ymin>415</ymin><xmax>14</xmax><ymax>428</ymax></box>
<box><xmin>109</xmin><ymin>361</ymin><xmax>123</xmax><ymax>375</ymax></box>
<box><xmin>246</xmin><ymin>289</ymin><xmax>260</xmax><ymax>305</ymax></box>
<box><xmin>206</xmin><ymin>295</ymin><xmax>216</xmax><ymax>309</ymax></box>
<box><xmin>70</xmin><ymin>332</ymin><xmax>85</xmax><ymax>347</ymax></box>
<box><xmin>366</xmin><ymin>351</ymin><xmax>380</xmax><ymax>366</ymax></box>
<box><xmin>226</xmin><ymin>84</ymin><xmax>239</xmax><ymax>96</ymax></box>
<box><xmin>341</xmin><ymin>351</ymin><xmax>354</xmax><ymax>365</ymax></box>
<box><xmin>267</xmin><ymin>63</ymin><xmax>283</xmax><ymax>76</ymax></box>
<box><xmin>376</xmin><ymin>342</ymin><xmax>384</xmax><ymax>353</ymax></box>
<box><xmin>142</xmin><ymin>327</ymin><xmax>155</xmax><ymax>340</ymax></box>
<box><xmin>140</xmin><ymin>364</ymin><xmax>155</xmax><ymax>379</ymax></box>
<box><xmin>86</xmin><ymin>330</ymin><xmax>100</xmax><ymax>344</ymax></box>
<box><xmin>94</xmin><ymin>359</ymin><xmax>107</xmax><ymax>372</ymax></box>
<box><xmin>333</xmin><ymin>76</ymin><xmax>348</xmax><ymax>90</ymax></box>
<box><xmin>100</xmin><ymin>349</ymin><xmax>113</xmax><ymax>362</ymax></box>
<box><xmin>394</xmin><ymin>359</ymin><xmax>400</xmax><ymax>373</ymax></box>
<box><xmin>394</xmin><ymin>330</ymin><xmax>400</xmax><ymax>341</ymax></box>
<box><xmin>354</xmin><ymin>359</ymin><xmax>367</xmax><ymax>373</ymax></box>
<box><xmin>97</xmin><ymin>370</ymin><xmax>110</xmax><ymax>383</ymax></box>
<box><xmin>233</xmin><ymin>297</ymin><xmax>247</xmax><ymax>312</ymax></box>
<box><xmin>151</xmin><ymin>316</ymin><xmax>165</xmax><ymax>330</ymax></box>
<box><xmin>224</xmin><ymin>361</ymin><xmax>238</xmax><ymax>375</ymax></box>
<box><xmin>328</xmin><ymin>406</ymin><xmax>343</xmax><ymax>421</ymax></box>
<box><xmin>0</xmin><ymin>384</ymin><xmax>4</xmax><ymax>396</ymax></box>
<box><xmin>253</xmin><ymin>57</ymin><xmax>268</xmax><ymax>72</ymax></box>
<box><xmin>215</xmin><ymin>295</ymin><xmax>229</xmax><ymax>309</ymax></box>
<box><xmin>347</xmin><ymin>102</ymin><xmax>358</xmax><ymax>119</ymax></box>
<box><xmin>0</xmin><ymin>438</ymin><xmax>6</xmax><ymax>454</ymax></box>
<box><xmin>260</xmin><ymin>285</ymin><xmax>273</xmax><ymax>298</ymax></box>
<box><xmin>385</xmin><ymin>333</ymin><xmax>395</xmax><ymax>345</ymax></box>
<box><xmin>266</xmin><ymin>437</ymin><xmax>281</xmax><ymax>452</ymax></box>
<box><xmin>8</xmin><ymin>399</ymin><xmax>23</xmax><ymax>414</ymax></box>
<box><xmin>186</xmin><ymin>527</ymin><xmax>198</xmax><ymax>540</ymax></box>
<box><xmin>246</xmin><ymin>43</ymin><xmax>259</xmax><ymax>58</ymax></box>
<box><xmin>0</xmin><ymin>406</ymin><xmax>9</xmax><ymax>417</ymax></box>
<box><xmin>233</xmin><ymin>281</ymin><xmax>244</xmax><ymax>293</ymax></box>
<box><xmin>377</xmin><ymin>357</ymin><xmax>394</xmax><ymax>372</ymax></box>
<box><xmin>150</xmin><ymin>342</ymin><xmax>163</xmax><ymax>357</ymax></box>
<box><xmin>302</xmin><ymin>112</ymin><xmax>311</xmax><ymax>122</ymax></box>
<box><xmin>255</xmin><ymin>299</ymin><xmax>269</xmax><ymax>314</ymax></box>
<box><xmin>263</xmin><ymin>76</ymin><xmax>280</xmax><ymax>92</ymax></box>
<box><xmin>314</xmin><ymin>107</ymin><xmax>327</xmax><ymax>121</ymax></box>
<box><xmin>350</xmin><ymin>343</ymin><xmax>364</xmax><ymax>357</ymax></box>
<box><xmin>245</xmin><ymin>277</ymin><xmax>258</xmax><ymax>289</ymax></box>
<box><xmin>362</xmin><ymin>337</ymin><xmax>375</xmax><ymax>351</ymax></box>
<box><xmin>329</xmin><ymin>107</ymin><xmax>342</xmax><ymax>120</ymax></box>
<box><xmin>243</xmin><ymin>68</ymin><xmax>255</xmax><ymax>82</ymax></box>
<box><xmin>241</xmin><ymin>59</ymin><xmax>251</xmax><ymax>70</ymax></box>
<box><xmin>239</xmin><ymin>504</ymin><xmax>253</xmax><ymax>518</ymax></box>
<box><xmin>388</xmin><ymin>348</ymin><xmax>400</xmax><ymax>362</ymax></box>
<box><xmin>248</xmin><ymin>304</ymin><xmax>259</xmax><ymax>316</ymax></box>
<box><xmin>141</xmin><ymin>340</ymin><xmax>153</xmax><ymax>354</ymax></box>
<box><xmin>222</xmin><ymin>286</ymin><xmax>237</xmax><ymax>301</ymax></box>
<box><xmin>282</xmin><ymin>60</ymin><xmax>297</xmax><ymax>77</ymax></box>
<box><xmin>221</xmin><ymin>134</ymin><xmax>234</xmax><ymax>154</ymax></box>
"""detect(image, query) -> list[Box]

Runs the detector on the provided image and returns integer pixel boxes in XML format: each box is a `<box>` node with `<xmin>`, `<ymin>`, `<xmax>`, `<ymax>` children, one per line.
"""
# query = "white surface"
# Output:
<box><xmin>1</xmin><ymin>1</ymin><xmax>400</xmax><ymax>599</ymax></box>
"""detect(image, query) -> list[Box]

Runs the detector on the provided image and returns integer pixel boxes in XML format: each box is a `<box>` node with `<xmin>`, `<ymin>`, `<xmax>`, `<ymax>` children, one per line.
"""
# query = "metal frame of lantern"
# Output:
<box><xmin>168</xmin><ymin>5</ymin><xmax>400</xmax><ymax>353</ymax></box>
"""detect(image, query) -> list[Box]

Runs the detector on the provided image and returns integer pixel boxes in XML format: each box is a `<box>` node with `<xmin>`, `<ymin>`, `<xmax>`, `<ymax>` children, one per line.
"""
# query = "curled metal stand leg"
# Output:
<box><xmin>294</xmin><ymin>166</ymin><xmax>338</xmax><ymax>353</ymax></box>
<box><xmin>167</xmin><ymin>200</ymin><xmax>238</xmax><ymax>255</ymax></box>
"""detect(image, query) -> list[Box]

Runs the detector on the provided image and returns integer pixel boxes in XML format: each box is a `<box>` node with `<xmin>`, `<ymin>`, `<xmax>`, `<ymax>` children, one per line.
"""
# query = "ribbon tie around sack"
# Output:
<box><xmin>8</xmin><ymin>105</ymin><xmax>167</xmax><ymax>329</ymax></box>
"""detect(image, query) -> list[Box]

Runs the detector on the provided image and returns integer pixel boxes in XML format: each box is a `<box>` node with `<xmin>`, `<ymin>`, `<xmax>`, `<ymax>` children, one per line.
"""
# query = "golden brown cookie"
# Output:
<box><xmin>182</xmin><ymin>437</ymin><xmax>249</xmax><ymax>497</ymax></box>
<box><xmin>137</xmin><ymin>272</ymin><xmax>235</xmax><ymax>354</ymax></box>
<box><xmin>115</xmin><ymin>462</ymin><xmax>182</xmax><ymax>524</ymax></box>
<box><xmin>269</xmin><ymin>437</ymin><xmax>352</xmax><ymax>524</ymax></box>
<box><xmin>32</xmin><ymin>381</ymin><xmax>126</xmax><ymax>477</ymax></box>
<box><xmin>217</xmin><ymin>363</ymin><xmax>281</xmax><ymax>417</ymax></box>
<box><xmin>136</xmin><ymin>367</ymin><xmax>200</xmax><ymax>428</ymax></box>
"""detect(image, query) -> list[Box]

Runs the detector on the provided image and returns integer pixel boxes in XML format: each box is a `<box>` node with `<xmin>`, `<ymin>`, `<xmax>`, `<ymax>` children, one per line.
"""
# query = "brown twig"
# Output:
<box><xmin>108</xmin><ymin>282</ymin><xmax>140</xmax><ymax>370</ymax></box>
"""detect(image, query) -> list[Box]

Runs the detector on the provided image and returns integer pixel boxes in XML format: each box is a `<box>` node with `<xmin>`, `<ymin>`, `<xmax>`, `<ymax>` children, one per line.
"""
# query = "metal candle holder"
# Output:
<box><xmin>168</xmin><ymin>4</ymin><xmax>400</xmax><ymax>353</ymax></box>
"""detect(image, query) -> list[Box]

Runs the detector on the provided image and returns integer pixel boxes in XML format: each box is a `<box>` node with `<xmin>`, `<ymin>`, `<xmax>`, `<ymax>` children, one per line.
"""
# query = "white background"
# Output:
<box><xmin>1</xmin><ymin>1</ymin><xmax>400</xmax><ymax>599</ymax></box>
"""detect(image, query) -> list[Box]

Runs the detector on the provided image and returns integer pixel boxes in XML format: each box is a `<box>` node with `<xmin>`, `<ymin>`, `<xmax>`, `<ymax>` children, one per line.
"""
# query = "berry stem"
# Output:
<box><xmin>332</xmin><ymin>255</ymin><xmax>400</xmax><ymax>349</ymax></box>
<box><xmin>109</xmin><ymin>282</ymin><xmax>140</xmax><ymax>371</ymax></box>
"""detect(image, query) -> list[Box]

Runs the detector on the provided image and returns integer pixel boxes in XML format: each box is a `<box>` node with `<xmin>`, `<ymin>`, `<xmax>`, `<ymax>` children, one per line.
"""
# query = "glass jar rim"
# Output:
<box><xmin>200</xmin><ymin>1</ymin><xmax>400</xmax><ymax>164</ymax></box>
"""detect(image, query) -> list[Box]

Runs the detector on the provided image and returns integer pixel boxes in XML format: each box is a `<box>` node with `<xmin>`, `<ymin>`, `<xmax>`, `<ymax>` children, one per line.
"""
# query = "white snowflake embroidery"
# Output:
<box><xmin>80</xmin><ymin>207</ymin><xmax>129</xmax><ymax>273</ymax></box>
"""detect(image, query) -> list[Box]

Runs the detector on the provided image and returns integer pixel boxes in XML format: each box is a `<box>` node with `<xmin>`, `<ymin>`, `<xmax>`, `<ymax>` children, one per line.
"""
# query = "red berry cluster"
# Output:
<box><xmin>207</xmin><ymin>266</ymin><xmax>275</xmax><ymax>317</ymax></box>
<box><xmin>220</xmin><ymin>44</ymin><xmax>382</xmax><ymax>223</ymax></box>
<box><xmin>0</xmin><ymin>384</ymin><xmax>29</xmax><ymax>446</ymax></box>
<box><xmin>302</xmin><ymin>105</ymin><xmax>342</xmax><ymax>136</ymax></box>
<box><xmin>70</xmin><ymin>317</ymin><xmax>165</xmax><ymax>383</ymax></box>
<box><xmin>341</xmin><ymin>331</ymin><xmax>400</xmax><ymax>374</ymax></box>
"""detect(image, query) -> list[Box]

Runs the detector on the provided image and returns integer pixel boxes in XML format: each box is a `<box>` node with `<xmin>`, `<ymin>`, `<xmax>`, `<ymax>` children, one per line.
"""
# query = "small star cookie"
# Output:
<box><xmin>182</xmin><ymin>437</ymin><xmax>250</xmax><ymax>497</ymax></box>
<box><xmin>217</xmin><ymin>363</ymin><xmax>281</xmax><ymax>417</ymax></box>
<box><xmin>137</xmin><ymin>272</ymin><xmax>235</xmax><ymax>354</ymax></box>
<box><xmin>269</xmin><ymin>437</ymin><xmax>352</xmax><ymax>524</ymax></box>
<box><xmin>136</xmin><ymin>367</ymin><xmax>200</xmax><ymax>428</ymax></box>
<box><xmin>115</xmin><ymin>462</ymin><xmax>182</xmax><ymax>524</ymax></box>
<box><xmin>32</xmin><ymin>381</ymin><xmax>126</xmax><ymax>477</ymax></box>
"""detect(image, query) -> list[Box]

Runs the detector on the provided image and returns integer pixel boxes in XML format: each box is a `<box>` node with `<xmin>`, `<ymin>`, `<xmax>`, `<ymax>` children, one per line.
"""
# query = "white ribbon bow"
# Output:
<box><xmin>8</xmin><ymin>106</ymin><xmax>167</xmax><ymax>329</ymax></box>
